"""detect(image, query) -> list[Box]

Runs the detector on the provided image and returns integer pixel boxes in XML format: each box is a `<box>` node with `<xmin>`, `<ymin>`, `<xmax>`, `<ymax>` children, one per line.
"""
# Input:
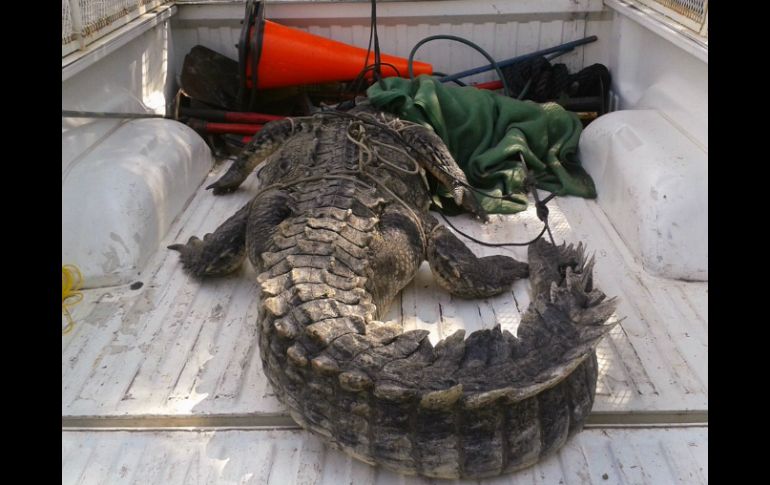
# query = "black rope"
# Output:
<box><xmin>370</xmin><ymin>0</ymin><xmax>385</xmax><ymax>88</ymax></box>
<box><xmin>439</xmin><ymin>212</ymin><xmax>547</xmax><ymax>247</ymax></box>
<box><xmin>236</xmin><ymin>0</ymin><xmax>257</xmax><ymax>110</ymax></box>
<box><xmin>437</xmin><ymin>180</ymin><xmax>555</xmax><ymax>248</ymax></box>
<box><xmin>407</xmin><ymin>35</ymin><xmax>511</xmax><ymax>97</ymax></box>
<box><xmin>361</xmin><ymin>2</ymin><xmax>374</xmax><ymax>74</ymax></box>
<box><xmin>247</xmin><ymin>1</ymin><xmax>266</xmax><ymax>111</ymax></box>
<box><xmin>502</xmin><ymin>54</ymin><xmax>611</xmax><ymax>106</ymax></box>
<box><xmin>530</xmin><ymin>186</ymin><xmax>556</xmax><ymax>245</ymax></box>
<box><xmin>347</xmin><ymin>0</ymin><xmax>388</xmax><ymax>95</ymax></box>
<box><xmin>348</xmin><ymin>63</ymin><xmax>402</xmax><ymax>94</ymax></box>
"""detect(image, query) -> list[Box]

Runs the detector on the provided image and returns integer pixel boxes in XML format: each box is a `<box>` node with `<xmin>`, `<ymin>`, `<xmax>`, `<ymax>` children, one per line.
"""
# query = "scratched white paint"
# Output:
<box><xmin>61</xmin><ymin>119</ymin><xmax>214</xmax><ymax>288</ymax></box>
<box><xmin>62</xmin><ymin>160</ymin><xmax>707</xmax><ymax>419</ymax></box>
<box><xmin>61</xmin><ymin>427</ymin><xmax>708</xmax><ymax>485</ymax></box>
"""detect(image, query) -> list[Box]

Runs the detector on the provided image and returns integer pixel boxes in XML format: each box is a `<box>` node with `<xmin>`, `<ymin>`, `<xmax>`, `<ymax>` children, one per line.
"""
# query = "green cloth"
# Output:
<box><xmin>366</xmin><ymin>75</ymin><xmax>596</xmax><ymax>214</ymax></box>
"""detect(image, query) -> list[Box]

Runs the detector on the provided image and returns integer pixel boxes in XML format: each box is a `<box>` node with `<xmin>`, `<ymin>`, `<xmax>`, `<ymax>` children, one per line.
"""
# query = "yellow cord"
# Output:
<box><xmin>62</xmin><ymin>264</ymin><xmax>83</xmax><ymax>335</ymax></box>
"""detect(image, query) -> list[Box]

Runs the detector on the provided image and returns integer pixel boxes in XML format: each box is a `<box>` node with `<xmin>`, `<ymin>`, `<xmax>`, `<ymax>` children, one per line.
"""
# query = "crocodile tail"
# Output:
<box><xmin>259</xmin><ymin>238</ymin><xmax>617</xmax><ymax>479</ymax></box>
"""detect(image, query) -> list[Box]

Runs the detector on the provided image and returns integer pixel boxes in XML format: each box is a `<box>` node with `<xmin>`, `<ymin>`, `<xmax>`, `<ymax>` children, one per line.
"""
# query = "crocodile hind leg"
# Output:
<box><xmin>425</xmin><ymin>216</ymin><xmax>528</xmax><ymax>299</ymax></box>
<box><xmin>207</xmin><ymin>118</ymin><xmax>311</xmax><ymax>194</ymax></box>
<box><xmin>245</xmin><ymin>189</ymin><xmax>294</xmax><ymax>270</ymax></box>
<box><xmin>368</xmin><ymin>208</ymin><xmax>427</xmax><ymax>313</ymax></box>
<box><xmin>169</xmin><ymin>189</ymin><xmax>293</xmax><ymax>277</ymax></box>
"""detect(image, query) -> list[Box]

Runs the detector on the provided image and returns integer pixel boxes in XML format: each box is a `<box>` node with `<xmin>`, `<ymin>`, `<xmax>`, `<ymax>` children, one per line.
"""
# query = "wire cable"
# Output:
<box><xmin>407</xmin><ymin>35</ymin><xmax>511</xmax><ymax>97</ymax></box>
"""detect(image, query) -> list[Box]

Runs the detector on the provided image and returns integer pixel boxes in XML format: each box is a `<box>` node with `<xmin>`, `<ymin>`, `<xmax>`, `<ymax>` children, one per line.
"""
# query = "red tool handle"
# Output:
<box><xmin>224</xmin><ymin>112</ymin><xmax>283</xmax><ymax>124</ymax></box>
<box><xmin>180</xmin><ymin>107</ymin><xmax>284</xmax><ymax>124</ymax></box>
<box><xmin>225</xmin><ymin>135</ymin><xmax>253</xmax><ymax>145</ymax></box>
<box><xmin>188</xmin><ymin>119</ymin><xmax>264</xmax><ymax>135</ymax></box>
<box><xmin>472</xmin><ymin>80</ymin><xmax>504</xmax><ymax>90</ymax></box>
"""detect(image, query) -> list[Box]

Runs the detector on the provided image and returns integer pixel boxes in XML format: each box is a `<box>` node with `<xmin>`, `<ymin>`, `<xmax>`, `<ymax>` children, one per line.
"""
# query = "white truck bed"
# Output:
<box><xmin>62</xmin><ymin>162</ymin><xmax>707</xmax><ymax>483</ymax></box>
<box><xmin>62</xmin><ymin>1</ymin><xmax>707</xmax><ymax>482</ymax></box>
<box><xmin>63</xmin><ymin>427</ymin><xmax>707</xmax><ymax>484</ymax></box>
<box><xmin>62</xmin><ymin>162</ymin><xmax>707</xmax><ymax>424</ymax></box>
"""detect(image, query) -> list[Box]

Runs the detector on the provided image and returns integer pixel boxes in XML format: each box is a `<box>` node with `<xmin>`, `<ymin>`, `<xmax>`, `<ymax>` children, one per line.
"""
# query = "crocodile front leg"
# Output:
<box><xmin>168</xmin><ymin>189</ymin><xmax>293</xmax><ymax>277</ymax></box>
<box><xmin>424</xmin><ymin>216</ymin><xmax>528</xmax><ymax>299</ymax></box>
<box><xmin>400</xmin><ymin>125</ymin><xmax>488</xmax><ymax>221</ymax></box>
<box><xmin>207</xmin><ymin>117</ymin><xmax>313</xmax><ymax>194</ymax></box>
<box><xmin>167</xmin><ymin>199</ymin><xmax>251</xmax><ymax>277</ymax></box>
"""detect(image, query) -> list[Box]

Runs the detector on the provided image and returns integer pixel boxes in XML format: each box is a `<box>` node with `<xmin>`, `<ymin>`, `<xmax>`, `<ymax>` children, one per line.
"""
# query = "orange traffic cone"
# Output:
<box><xmin>244</xmin><ymin>20</ymin><xmax>433</xmax><ymax>89</ymax></box>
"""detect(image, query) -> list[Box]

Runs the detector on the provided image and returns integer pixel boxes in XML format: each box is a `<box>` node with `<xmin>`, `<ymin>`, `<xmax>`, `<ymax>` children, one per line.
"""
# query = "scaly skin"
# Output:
<box><xmin>169</xmin><ymin>103</ymin><xmax>617</xmax><ymax>478</ymax></box>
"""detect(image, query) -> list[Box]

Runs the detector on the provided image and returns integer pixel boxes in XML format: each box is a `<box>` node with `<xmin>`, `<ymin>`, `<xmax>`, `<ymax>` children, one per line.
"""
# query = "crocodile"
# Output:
<box><xmin>169</xmin><ymin>102</ymin><xmax>617</xmax><ymax>479</ymax></box>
